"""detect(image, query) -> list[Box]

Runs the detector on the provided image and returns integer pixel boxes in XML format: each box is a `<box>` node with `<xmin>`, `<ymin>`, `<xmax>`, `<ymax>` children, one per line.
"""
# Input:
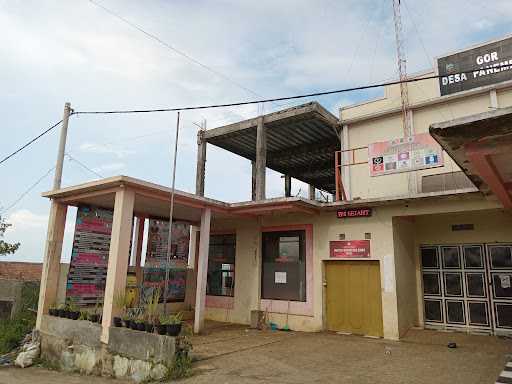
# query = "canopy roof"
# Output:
<box><xmin>204</xmin><ymin>102</ymin><xmax>340</xmax><ymax>194</ymax></box>
<box><xmin>430</xmin><ymin>107</ymin><xmax>512</xmax><ymax>209</ymax></box>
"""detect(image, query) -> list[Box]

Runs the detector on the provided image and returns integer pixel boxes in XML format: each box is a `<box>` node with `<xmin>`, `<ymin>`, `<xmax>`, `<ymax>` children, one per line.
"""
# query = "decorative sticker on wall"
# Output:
<box><xmin>368</xmin><ymin>133</ymin><xmax>444</xmax><ymax>177</ymax></box>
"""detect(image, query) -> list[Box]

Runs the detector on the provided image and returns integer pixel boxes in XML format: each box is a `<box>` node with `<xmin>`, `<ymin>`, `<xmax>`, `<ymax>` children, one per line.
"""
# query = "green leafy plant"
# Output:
<box><xmin>113</xmin><ymin>292</ymin><xmax>129</xmax><ymax>314</ymax></box>
<box><xmin>169</xmin><ymin>336</ymin><xmax>193</xmax><ymax>379</ymax></box>
<box><xmin>0</xmin><ymin>215</ymin><xmax>20</xmax><ymax>256</ymax></box>
<box><xmin>144</xmin><ymin>289</ymin><xmax>161</xmax><ymax>324</ymax></box>
<box><xmin>169</xmin><ymin>312</ymin><xmax>183</xmax><ymax>325</ymax></box>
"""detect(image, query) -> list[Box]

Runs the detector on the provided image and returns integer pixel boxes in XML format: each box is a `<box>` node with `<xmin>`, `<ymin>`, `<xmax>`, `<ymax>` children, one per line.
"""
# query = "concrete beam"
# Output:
<box><xmin>36</xmin><ymin>201</ymin><xmax>68</xmax><ymax>330</ymax></box>
<box><xmin>195</xmin><ymin>130</ymin><xmax>207</xmax><ymax>196</ymax></box>
<box><xmin>284</xmin><ymin>175</ymin><xmax>292</xmax><ymax>197</ymax></box>
<box><xmin>255</xmin><ymin>117</ymin><xmax>266</xmax><ymax>200</ymax></box>
<box><xmin>251</xmin><ymin>160</ymin><xmax>256</xmax><ymax>201</ymax></box>
<box><xmin>194</xmin><ymin>208</ymin><xmax>211</xmax><ymax>334</ymax></box>
<box><xmin>101</xmin><ymin>188</ymin><xmax>135</xmax><ymax>344</ymax></box>
<box><xmin>133</xmin><ymin>216</ymin><xmax>146</xmax><ymax>294</ymax></box>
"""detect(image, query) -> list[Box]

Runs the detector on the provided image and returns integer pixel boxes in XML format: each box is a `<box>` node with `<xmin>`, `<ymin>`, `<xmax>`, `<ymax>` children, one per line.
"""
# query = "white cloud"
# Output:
<box><xmin>92</xmin><ymin>162</ymin><xmax>126</xmax><ymax>174</ymax></box>
<box><xmin>79</xmin><ymin>142</ymin><xmax>135</xmax><ymax>159</ymax></box>
<box><xmin>6</xmin><ymin>209</ymin><xmax>48</xmax><ymax>231</ymax></box>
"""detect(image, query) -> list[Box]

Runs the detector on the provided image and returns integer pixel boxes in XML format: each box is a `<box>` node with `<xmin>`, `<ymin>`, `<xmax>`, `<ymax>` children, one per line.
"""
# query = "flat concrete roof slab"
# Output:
<box><xmin>204</xmin><ymin>102</ymin><xmax>340</xmax><ymax>194</ymax></box>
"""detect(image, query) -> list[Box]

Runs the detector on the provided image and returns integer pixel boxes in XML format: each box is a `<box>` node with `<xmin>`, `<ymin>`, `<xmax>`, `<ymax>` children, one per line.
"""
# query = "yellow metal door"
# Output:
<box><xmin>325</xmin><ymin>261</ymin><xmax>383</xmax><ymax>337</ymax></box>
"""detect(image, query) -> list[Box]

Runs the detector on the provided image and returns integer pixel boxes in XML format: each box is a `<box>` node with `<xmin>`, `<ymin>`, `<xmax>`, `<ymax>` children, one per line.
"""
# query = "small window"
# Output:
<box><xmin>207</xmin><ymin>234</ymin><xmax>236</xmax><ymax>297</ymax></box>
<box><xmin>262</xmin><ymin>230</ymin><xmax>306</xmax><ymax>302</ymax></box>
<box><xmin>421</xmin><ymin>247</ymin><xmax>439</xmax><ymax>269</ymax></box>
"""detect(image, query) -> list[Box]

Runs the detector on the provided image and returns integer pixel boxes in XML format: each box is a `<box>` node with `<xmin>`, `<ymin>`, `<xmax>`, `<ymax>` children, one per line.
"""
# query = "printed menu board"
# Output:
<box><xmin>143</xmin><ymin>219</ymin><xmax>190</xmax><ymax>302</ymax></box>
<box><xmin>66</xmin><ymin>206</ymin><xmax>113</xmax><ymax>306</ymax></box>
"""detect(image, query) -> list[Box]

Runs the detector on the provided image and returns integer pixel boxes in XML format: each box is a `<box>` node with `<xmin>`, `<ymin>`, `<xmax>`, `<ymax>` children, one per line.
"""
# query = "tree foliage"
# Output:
<box><xmin>0</xmin><ymin>215</ymin><xmax>20</xmax><ymax>255</ymax></box>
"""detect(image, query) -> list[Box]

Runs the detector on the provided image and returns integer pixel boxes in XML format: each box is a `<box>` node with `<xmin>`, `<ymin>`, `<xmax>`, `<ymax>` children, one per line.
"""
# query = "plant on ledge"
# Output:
<box><xmin>113</xmin><ymin>292</ymin><xmax>130</xmax><ymax>327</ymax></box>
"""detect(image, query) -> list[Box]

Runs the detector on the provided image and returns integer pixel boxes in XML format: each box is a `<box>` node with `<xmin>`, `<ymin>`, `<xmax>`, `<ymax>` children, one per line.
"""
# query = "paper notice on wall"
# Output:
<box><xmin>275</xmin><ymin>271</ymin><xmax>287</xmax><ymax>284</ymax></box>
<box><xmin>500</xmin><ymin>275</ymin><xmax>511</xmax><ymax>289</ymax></box>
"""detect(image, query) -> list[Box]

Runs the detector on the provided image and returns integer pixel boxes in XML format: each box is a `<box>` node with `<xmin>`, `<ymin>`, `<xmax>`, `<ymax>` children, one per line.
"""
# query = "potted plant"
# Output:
<box><xmin>49</xmin><ymin>304</ymin><xmax>58</xmax><ymax>317</ymax></box>
<box><xmin>57</xmin><ymin>304</ymin><xmax>66</xmax><ymax>318</ymax></box>
<box><xmin>122</xmin><ymin>313</ymin><xmax>132</xmax><ymax>328</ymax></box>
<box><xmin>156</xmin><ymin>314</ymin><xmax>167</xmax><ymax>335</ymax></box>
<box><xmin>166</xmin><ymin>312</ymin><xmax>183</xmax><ymax>337</ymax></box>
<box><xmin>113</xmin><ymin>292</ymin><xmax>129</xmax><ymax>327</ymax></box>
<box><xmin>144</xmin><ymin>289</ymin><xmax>160</xmax><ymax>333</ymax></box>
<box><xmin>135</xmin><ymin>314</ymin><xmax>145</xmax><ymax>331</ymax></box>
<box><xmin>68</xmin><ymin>303</ymin><xmax>80</xmax><ymax>320</ymax></box>
<box><xmin>79</xmin><ymin>310</ymin><xmax>89</xmax><ymax>321</ymax></box>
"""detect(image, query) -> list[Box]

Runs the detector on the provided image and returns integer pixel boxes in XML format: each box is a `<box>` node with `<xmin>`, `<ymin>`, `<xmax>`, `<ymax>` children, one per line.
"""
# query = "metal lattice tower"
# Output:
<box><xmin>392</xmin><ymin>0</ymin><xmax>412</xmax><ymax>137</ymax></box>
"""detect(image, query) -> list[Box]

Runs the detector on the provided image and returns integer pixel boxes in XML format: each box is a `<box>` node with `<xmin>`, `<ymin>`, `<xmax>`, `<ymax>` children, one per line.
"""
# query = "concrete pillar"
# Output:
<box><xmin>308</xmin><ymin>185</ymin><xmax>315</xmax><ymax>200</ymax></box>
<box><xmin>196</xmin><ymin>130</ymin><xmax>207</xmax><ymax>196</ymax></box>
<box><xmin>255</xmin><ymin>117</ymin><xmax>266</xmax><ymax>200</ymax></box>
<box><xmin>251</xmin><ymin>161</ymin><xmax>256</xmax><ymax>201</ymax></box>
<box><xmin>284</xmin><ymin>175</ymin><xmax>292</xmax><ymax>197</ymax></box>
<box><xmin>133</xmin><ymin>216</ymin><xmax>145</xmax><ymax>290</ymax></box>
<box><xmin>36</xmin><ymin>201</ymin><xmax>68</xmax><ymax>330</ymax></box>
<box><xmin>101</xmin><ymin>188</ymin><xmax>135</xmax><ymax>344</ymax></box>
<box><xmin>194</xmin><ymin>208</ymin><xmax>211</xmax><ymax>334</ymax></box>
<box><xmin>184</xmin><ymin>226</ymin><xmax>199</xmax><ymax>310</ymax></box>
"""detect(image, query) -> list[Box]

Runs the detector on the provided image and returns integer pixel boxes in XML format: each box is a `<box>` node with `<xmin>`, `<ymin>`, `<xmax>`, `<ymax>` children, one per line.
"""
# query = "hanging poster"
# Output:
<box><xmin>368</xmin><ymin>133</ymin><xmax>444</xmax><ymax>177</ymax></box>
<box><xmin>66</xmin><ymin>206</ymin><xmax>113</xmax><ymax>307</ymax></box>
<box><xmin>143</xmin><ymin>218</ymin><xmax>190</xmax><ymax>302</ymax></box>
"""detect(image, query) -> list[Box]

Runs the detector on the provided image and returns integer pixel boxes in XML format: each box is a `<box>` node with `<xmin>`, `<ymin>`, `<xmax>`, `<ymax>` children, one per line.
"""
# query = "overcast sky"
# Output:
<box><xmin>1</xmin><ymin>0</ymin><xmax>511</xmax><ymax>263</ymax></box>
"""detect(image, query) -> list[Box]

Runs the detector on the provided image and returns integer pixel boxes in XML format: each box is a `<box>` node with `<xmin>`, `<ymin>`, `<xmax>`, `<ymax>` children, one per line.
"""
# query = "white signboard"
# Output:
<box><xmin>275</xmin><ymin>271</ymin><xmax>287</xmax><ymax>284</ymax></box>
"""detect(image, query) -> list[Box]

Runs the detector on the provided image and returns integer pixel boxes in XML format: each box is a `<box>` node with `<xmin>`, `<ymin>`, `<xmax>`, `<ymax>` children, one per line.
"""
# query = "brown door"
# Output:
<box><xmin>325</xmin><ymin>260</ymin><xmax>383</xmax><ymax>337</ymax></box>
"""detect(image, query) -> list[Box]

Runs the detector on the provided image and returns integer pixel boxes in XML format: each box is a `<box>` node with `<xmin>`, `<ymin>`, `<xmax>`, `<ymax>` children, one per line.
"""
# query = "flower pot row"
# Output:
<box><xmin>49</xmin><ymin>308</ymin><xmax>102</xmax><ymax>323</ymax></box>
<box><xmin>114</xmin><ymin>317</ymin><xmax>182</xmax><ymax>336</ymax></box>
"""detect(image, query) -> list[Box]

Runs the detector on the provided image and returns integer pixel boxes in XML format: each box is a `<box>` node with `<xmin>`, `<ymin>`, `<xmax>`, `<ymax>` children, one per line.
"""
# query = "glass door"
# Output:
<box><xmin>487</xmin><ymin>244</ymin><xmax>512</xmax><ymax>335</ymax></box>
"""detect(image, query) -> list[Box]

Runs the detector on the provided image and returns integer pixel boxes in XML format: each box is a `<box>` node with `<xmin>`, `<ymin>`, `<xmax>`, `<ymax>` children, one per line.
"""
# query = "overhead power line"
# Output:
<box><xmin>88</xmin><ymin>0</ymin><xmax>265</xmax><ymax>101</ymax></box>
<box><xmin>2</xmin><ymin>62</ymin><xmax>511</xmax><ymax>166</ymax></box>
<box><xmin>0</xmin><ymin>166</ymin><xmax>55</xmax><ymax>214</ymax></box>
<box><xmin>73</xmin><ymin>63</ymin><xmax>512</xmax><ymax>115</ymax></box>
<box><xmin>65</xmin><ymin>153</ymin><xmax>104</xmax><ymax>179</ymax></box>
<box><xmin>0</xmin><ymin>119</ymin><xmax>63</xmax><ymax>166</ymax></box>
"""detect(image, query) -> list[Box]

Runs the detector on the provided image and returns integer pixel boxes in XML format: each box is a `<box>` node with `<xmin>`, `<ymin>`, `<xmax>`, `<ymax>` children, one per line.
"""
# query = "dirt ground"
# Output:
<box><xmin>0</xmin><ymin>325</ymin><xmax>510</xmax><ymax>384</ymax></box>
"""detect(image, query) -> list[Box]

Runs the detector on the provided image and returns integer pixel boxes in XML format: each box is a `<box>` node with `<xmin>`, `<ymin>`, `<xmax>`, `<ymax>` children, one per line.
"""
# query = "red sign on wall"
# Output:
<box><xmin>336</xmin><ymin>208</ymin><xmax>372</xmax><ymax>218</ymax></box>
<box><xmin>329</xmin><ymin>240</ymin><xmax>371</xmax><ymax>258</ymax></box>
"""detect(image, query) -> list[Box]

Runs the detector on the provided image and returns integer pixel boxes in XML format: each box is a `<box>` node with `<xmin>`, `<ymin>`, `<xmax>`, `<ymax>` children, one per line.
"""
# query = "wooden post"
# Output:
<box><xmin>251</xmin><ymin>161</ymin><xmax>256</xmax><ymax>201</ymax></box>
<box><xmin>196</xmin><ymin>129</ymin><xmax>207</xmax><ymax>196</ymax></box>
<box><xmin>255</xmin><ymin>117</ymin><xmax>266</xmax><ymax>200</ymax></box>
<box><xmin>309</xmin><ymin>185</ymin><xmax>315</xmax><ymax>200</ymax></box>
<box><xmin>194</xmin><ymin>208</ymin><xmax>211</xmax><ymax>334</ymax></box>
<box><xmin>101</xmin><ymin>188</ymin><xmax>135</xmax><ymax>344</ymax></box>
<box><xmin>284</xmin><ymin>175</ymin><xmax>292</xmax><ymax>197</ymax></box>
<box><xmin>36</xmin><ymin>202</ymin><xmax>68</xmax><ymax>330</ymax></box>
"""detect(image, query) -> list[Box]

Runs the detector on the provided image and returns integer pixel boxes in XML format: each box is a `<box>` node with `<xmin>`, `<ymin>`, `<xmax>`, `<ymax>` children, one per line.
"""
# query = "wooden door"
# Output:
<box><xmin>325</xmin><ymin>260</ymin><xmax>383</xmax><ymax>337</ymax></box>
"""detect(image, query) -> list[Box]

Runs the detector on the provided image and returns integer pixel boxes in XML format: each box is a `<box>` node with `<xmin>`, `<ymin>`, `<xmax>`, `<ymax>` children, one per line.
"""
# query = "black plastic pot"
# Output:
<box><xmin>49</xmin><ymin>309</ymin><xmax>57</xmax><ymax>316</ymax></box>
<box><xmin>70</xmin><ymin>311</ymin><xmax>80</xmax><ymax>320</ymax></box>
<box><xmin>136</xmin><ymin>322</ymin><xmax>145</xmax><ymax>331</ymax></box>
<box><xmin>156</xmin><ymin>324</ymin><xmax>166</xmax><ymax>335</ymax></box>
<box><xmin>166</xmin><ymin>323</ymin><xmax>182</xmax><ymax>337</ymax></box>
<box><xmin>130</xmin><ymin>321</ymin><xmax>138</xmax><ymax>330</ymax></box>
<box><xmin>123</xmin><ymin>319</ymin><xmax>131</xmax><ymax>328</ymax></box>
<box><xmin>57</xmin><ymin>309</ymin><xmax>65</xmax><ymax>317</ymax></box>
<box><xmin>113</xmin><ymin>317</ymin><xmax>122</xmax><ymax>327</ymax></box>
<box><xmin>90</xmin><ymin>314</ymin><xmax>99</xmax><ymax>323</ymax></box>
<box><xmin>65</xmin><ymin>311</ymin><xmax>73</xmax><ymax>319</ymax></box>
<box><xmin>144</xmin><ymin>323</ymin><xmax>154</xmax><ymax>333</ymax></box>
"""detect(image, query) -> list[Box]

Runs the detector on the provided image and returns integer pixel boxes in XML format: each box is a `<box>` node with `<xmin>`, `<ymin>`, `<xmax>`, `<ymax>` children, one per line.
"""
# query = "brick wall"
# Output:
<box><xmin>0</xmin><ymin>262</ymin><xmax>42</xmax><ymax>281</ymax></box>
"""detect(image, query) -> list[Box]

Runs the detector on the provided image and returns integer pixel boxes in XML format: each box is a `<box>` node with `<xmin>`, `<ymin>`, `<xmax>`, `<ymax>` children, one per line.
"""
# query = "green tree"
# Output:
<box><xmin>0</xmin><ymin>215</ymin><xmax>20</xmax><ymax>255</ymax></box>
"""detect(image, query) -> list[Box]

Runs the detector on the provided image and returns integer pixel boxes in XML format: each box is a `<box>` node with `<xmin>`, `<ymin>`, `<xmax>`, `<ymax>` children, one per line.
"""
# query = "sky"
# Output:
<box><xmin>1</xmin><ymin>0</ymin><xmax>511</xmax><ymax>263</ymax></box>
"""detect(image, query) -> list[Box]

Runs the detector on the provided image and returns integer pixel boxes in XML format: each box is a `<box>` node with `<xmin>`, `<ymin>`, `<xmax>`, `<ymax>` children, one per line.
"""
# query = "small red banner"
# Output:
<box><xmin>330</xmin><ymin>240</ymin><xmax>371</xmax><ymax>258</ymax></box>
<box><xmin>336</xmin><ymin>208</ymin><xmax>372</xmax><ymax>218</ymax></box>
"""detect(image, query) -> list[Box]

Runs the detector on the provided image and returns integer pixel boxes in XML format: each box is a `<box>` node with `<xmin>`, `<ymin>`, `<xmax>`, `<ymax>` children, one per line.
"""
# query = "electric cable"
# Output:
<box><xmin>65</xmin><ymin>153</ymin><xmax>104</xmax><ymax>179</ymax></box>
<box><xmin>2</xmin><ymin>63</ymin><xmax>510</xmax><ymax>167</ymax></box>
<box><xmin>0</xmin><ymin>119</ymin><xmax>63</xmax><ymax>166</ymax></box>
<box><xmin>0</xmin><ymin>166</ymin><xmax>55</xmax><ymax>214</ymax></box>
<box><xmin>73</xmin><ymin>63</ymin><xmax>512</xmax><ymax>115</ymax></box>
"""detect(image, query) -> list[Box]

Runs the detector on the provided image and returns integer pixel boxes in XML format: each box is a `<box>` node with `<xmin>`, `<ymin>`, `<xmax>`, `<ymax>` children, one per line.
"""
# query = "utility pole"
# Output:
<box><xmin>53</xmin><ymin>102</ymin><xmax>72</xmax><ymax>190</ymax></box>
<box><xmin>392</xmin><ymin>0</ymin><xmax>411</xmax><ymax>138</ymax></box>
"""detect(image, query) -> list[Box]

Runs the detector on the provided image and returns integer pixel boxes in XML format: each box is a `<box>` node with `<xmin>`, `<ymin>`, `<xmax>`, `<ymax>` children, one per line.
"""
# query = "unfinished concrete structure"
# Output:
<box><xmin>36</xmin><ymin>36</ymin><xmax>512</xmax><ymax>358</ymax></box>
